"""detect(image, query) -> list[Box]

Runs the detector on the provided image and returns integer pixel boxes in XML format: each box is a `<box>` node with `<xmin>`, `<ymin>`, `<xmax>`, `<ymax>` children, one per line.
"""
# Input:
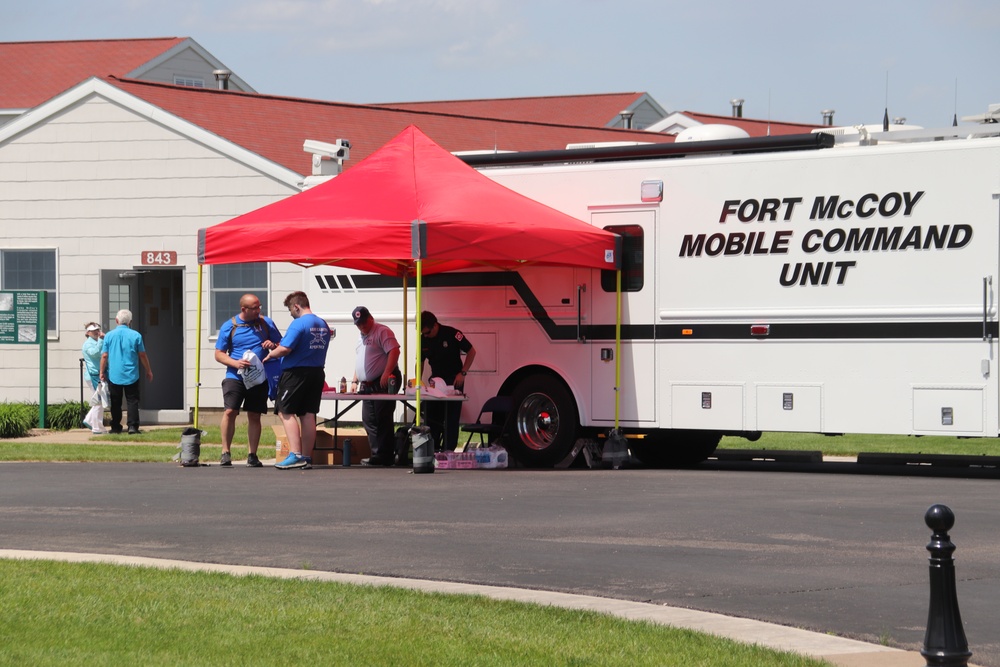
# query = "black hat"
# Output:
<box><xmin>352</xmin><ymin>306</ymin><xmax>372</xmax><ymax>325</ymax></box>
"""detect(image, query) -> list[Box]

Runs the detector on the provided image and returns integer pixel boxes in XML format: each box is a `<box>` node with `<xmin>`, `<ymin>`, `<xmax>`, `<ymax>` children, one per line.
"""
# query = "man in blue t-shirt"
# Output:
<box><xmin>262</xmin><ymin>291</ymin><xmax>332</xmax><ymax>470</ymax></box>
<box><xmin>99</xmin><ymin>309</ymin><xmax>153</xmax><ymax>435</ymax></box>
<box><xmin>215</xmin><ymin>293</ymin><xmax>283</xmax><ymax>468</ymax></box>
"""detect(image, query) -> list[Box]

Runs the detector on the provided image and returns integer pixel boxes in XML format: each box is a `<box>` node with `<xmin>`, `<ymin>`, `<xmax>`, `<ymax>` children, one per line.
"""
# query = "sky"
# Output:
<box><xmin>4</xmin><ymin>0</ymin><xmax>998</xmax><ymax>129</ymax></box>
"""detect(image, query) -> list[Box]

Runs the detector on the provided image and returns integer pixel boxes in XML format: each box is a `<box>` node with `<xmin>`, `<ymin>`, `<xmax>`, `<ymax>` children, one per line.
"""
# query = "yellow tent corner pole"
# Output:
<box><xmin>414</xmin><ymin>260</ymin><xmax>423</xmax><ymax>425</ymax></box>
<box><xmin>194</xmin><ymin>264</ymin><xmax>203</xmax><ymax>429</ymax></box>
<box><xmin>614</xmin><ymin>269</ymin><xmax>622</xmax><ymax>429</ymax></box>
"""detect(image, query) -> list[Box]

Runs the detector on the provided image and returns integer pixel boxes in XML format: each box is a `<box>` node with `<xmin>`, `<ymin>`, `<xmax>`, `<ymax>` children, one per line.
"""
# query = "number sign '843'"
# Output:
<box><xmin>141</xmin><ymin>251</ymin><xmax>177</xmax><ymax>266</ymax></box>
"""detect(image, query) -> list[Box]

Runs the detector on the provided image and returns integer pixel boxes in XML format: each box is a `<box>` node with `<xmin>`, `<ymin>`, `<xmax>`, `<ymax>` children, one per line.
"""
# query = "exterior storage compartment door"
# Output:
<box><xmin>756</xmin><ymin>385</ymin><xmax>822</xmax><ymax>432</ymax></box>
<box><xmin>913</xmin><ymin>387</ymin><xmax>984</xmax><ymax>435</ymax></box>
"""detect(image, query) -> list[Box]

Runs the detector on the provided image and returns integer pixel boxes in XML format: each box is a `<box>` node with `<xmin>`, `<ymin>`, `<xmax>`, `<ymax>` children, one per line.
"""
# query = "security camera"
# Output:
<box><xmin>303</xmin><ymin>139</ymin><xmax>351</xmax><ymax>176</ymax></box>
<box><xmin>303</xmin><ymin>139</ymin><xmax>350</xmax><ymax>160</ymax></box>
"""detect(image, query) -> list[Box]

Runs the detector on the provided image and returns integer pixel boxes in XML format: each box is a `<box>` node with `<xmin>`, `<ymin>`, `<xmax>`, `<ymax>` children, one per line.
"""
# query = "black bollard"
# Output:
<box><xmin>921</xmin><ymin>504</ymin><xmax>972</xmax><ymax>667</ymax></box>
<box><xmin>79</xmin><ymin>358</ymin><xmax>87</xmax><ymax>423</ymax></box>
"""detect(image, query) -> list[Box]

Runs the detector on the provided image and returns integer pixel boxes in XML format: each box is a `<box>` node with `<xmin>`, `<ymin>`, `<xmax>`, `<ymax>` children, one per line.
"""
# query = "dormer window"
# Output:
<box><xmin>173</xmin><ymin>76</ymin><xmax>205</xmax><ymax>88</ymax></box>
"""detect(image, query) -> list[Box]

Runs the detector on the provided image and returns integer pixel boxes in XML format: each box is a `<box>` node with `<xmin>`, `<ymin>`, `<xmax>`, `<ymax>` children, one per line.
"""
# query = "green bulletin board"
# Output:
<box><xmin>0</xmin><ymin>290</ymin><xmax>48</xmax><ymax>426</ymax></box>
<box><xmin>0</xmin><ymin>290</ymin><xmax>42</xmax><ymax>344</ymax></box>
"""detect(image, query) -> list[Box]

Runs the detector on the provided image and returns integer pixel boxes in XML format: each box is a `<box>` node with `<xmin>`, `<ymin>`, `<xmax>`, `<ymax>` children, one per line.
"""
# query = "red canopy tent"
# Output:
<box><xmin>198</xmin><ymin>125</ymin><xmax>620</xmax><ymax>274</ymax></box>
<box><xmin>196</xmin><ymin>125</ymin><xmax>622</xmax><ymax>429</ymax></box>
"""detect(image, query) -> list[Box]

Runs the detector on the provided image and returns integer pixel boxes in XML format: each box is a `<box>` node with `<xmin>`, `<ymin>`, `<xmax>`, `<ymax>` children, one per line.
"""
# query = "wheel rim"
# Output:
<box><xmin>516</xmin><ymin>392</ymin><xmax>561</xmax><ymax>451</ymax></box>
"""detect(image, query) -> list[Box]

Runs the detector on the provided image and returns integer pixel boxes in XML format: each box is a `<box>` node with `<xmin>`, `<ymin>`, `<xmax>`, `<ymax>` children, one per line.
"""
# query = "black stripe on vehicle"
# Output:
<box><xmin>650</xmin><ymin>321</ymin><xmax>998</xmax><ymax>340</ymax></box>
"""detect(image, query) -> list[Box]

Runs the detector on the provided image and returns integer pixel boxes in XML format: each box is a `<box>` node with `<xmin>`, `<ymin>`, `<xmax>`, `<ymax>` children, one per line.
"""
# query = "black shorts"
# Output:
<box><xmin>274</xmin><ymin>367</ymin><xmax>325</xmax><ymax>416</ymax></box>
<box><xmin>222</xmin><ymin>378</ymin><xmax>269</xmax><ymax>414</ymax></box>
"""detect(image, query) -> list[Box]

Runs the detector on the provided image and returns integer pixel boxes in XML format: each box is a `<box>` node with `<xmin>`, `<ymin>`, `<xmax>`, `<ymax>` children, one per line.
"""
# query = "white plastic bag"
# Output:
<box><xmin>83</xmin><ymin>404</ymin><xmax>106</xmax><ymax>434</ymax></box>
<box><xmin>90</xmin><ymin>381</ymin><xmax>110</xmax><ymax>409</ymax></box>
<box><xmin>238</xmin><ymin>350</ymin><xmax>266</xmax><ymax>389</ymax></box>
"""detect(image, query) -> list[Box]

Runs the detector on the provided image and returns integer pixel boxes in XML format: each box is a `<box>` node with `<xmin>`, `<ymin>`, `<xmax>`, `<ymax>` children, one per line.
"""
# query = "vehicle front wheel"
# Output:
<box><xmin>507</xmin><ymin>374</ymin><xmax>579</xmax><ymax>468</ymax></box>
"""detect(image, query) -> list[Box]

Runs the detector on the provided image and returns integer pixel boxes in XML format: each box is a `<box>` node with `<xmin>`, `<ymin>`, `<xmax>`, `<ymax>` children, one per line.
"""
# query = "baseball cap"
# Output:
<box><xmin>86</xmin><ymin>324</ymin><xmax>101</xmax><ymax>332</ymax></box>
<box><xmin>352</xmin><ymin>306</ymin><xmax>372</xmax><ymax>325</ymax></box>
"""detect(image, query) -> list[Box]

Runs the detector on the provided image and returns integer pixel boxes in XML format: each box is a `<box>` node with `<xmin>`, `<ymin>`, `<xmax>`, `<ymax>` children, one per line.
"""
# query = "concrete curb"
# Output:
<box><xmin>0</xmin><ymin>549</ymin><xmax>930</xmax><ymax>666</ymax></box>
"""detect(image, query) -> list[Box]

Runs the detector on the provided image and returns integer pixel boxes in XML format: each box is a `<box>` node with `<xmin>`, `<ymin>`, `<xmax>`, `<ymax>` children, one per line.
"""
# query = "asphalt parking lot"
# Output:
<box><xmin>1</xmin><ymin>458</ymin><xmax>997</xmax><ymax>666</ymax></box>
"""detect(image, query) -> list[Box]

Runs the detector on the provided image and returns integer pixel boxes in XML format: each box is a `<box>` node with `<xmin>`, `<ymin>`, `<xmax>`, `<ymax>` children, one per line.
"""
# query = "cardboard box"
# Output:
<box><xmin>272</xmin><ymin>425</ymin><xmax>370</xmax><ymax>465</ymax></box>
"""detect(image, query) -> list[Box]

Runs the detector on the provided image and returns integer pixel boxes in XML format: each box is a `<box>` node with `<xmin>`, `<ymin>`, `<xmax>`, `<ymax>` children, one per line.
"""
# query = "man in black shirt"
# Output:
<box><xmin>420</xmin><ymin>311</ymin><xmax>476</xmax><ymax>451</ymax></box>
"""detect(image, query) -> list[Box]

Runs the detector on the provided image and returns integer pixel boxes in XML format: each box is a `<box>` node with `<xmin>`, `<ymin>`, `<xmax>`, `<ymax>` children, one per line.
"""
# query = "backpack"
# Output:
<box><xmin>228</xmin><ymin>316</ymin><xmax>282</xmax><ymax>400</ymax></box>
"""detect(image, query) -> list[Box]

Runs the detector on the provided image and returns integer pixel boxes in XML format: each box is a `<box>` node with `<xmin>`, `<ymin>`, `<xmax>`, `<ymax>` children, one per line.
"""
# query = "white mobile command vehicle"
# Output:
<box><xmin>310</xmin><ymin>118</ymin><xmax>1000</xmax><ymax>467</ymax></box>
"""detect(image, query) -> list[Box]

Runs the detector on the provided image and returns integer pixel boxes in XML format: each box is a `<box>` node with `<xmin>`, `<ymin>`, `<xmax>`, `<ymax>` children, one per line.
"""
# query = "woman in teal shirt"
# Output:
<box><xmin>82</xmin><ymin>322</ymin><xmax>103</xmax><ymax>389</ymax></box>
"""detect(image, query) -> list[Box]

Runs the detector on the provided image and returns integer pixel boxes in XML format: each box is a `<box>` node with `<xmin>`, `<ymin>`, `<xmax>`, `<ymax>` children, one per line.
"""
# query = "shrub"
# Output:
<box><xmin>21</xmin><ymin>402</ymin><xmax>39</xmax><ymax>430</ymax></box>
<box><xmin>0</xmin><ymin>402</ymin><xmax>35</xmax><ymax>439</ymax></box>
<box><xmin>46</xmin><ymin>400</ymin><xmax>85</xmax><ymax>431</ymax></box>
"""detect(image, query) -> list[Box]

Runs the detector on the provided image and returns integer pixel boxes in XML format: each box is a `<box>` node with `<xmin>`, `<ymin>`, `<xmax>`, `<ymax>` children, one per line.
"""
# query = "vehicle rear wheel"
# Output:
<box><xmin>507</xmin><ymin>374</ymin><xmax>579</xmax><ymax>468</ymax></box>
<box><xmin>629</xmin><ymin>430</ymin><xmax>721</xmax><ymax>467</ymax></box>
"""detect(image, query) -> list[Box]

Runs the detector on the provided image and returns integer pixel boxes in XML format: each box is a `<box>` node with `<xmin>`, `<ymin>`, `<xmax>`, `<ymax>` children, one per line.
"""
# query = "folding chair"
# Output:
<box><xmin>461</xmin><ymin>395</ymin><xmax>513</xmax><ymax>449</ymax></box>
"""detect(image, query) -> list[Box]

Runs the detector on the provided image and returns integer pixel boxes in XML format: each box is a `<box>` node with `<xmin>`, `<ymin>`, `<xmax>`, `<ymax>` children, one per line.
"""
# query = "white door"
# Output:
<box><xmin>590</xmin><ymin>209</ymin><xmax>657</xmax><ymax>423</ymax></box>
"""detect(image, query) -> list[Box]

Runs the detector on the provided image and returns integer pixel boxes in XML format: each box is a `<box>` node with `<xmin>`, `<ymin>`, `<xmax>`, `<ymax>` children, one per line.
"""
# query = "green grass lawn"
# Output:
<box><xmin>91</xmin><ymin>423</ymin><xmax>279</xmax><ymax>445</ymax></box>
<box><xmin>0</xmin><ymin>559</ymin><xmax>827</xmax><ymax>667</ymax></box>
<box><xmin>4</xmin><ymin>423</ymin><xmax>999</xmax><ymax>462</ymax></box>
<box><xmin>717</xmin><ymin>431</ymin><xmax>1000</xmax><ymax>457</ymax></box>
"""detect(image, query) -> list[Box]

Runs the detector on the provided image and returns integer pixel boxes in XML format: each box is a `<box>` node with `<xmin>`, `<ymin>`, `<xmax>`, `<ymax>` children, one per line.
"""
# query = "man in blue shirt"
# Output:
<box><xmin>99</xmin><ymin>309</ymin><xmax>153</xmax><ymax>435</ymax></box>
<box><xmin>262</xmin><ymin>291</ymin><xmax>331</xmax><ymax>470</ymax></box>
<box><xmin>215</xmin><ymin>293</ymin><xmax>282</xmax><ymax>468</ymax></box>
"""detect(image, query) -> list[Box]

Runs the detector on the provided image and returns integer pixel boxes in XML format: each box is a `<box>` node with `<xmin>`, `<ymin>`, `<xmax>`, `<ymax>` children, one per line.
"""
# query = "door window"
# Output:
<box><xmin>106</xmin><ymin>284</ymin><xmax>130</xmax><ymax>330</ymax></box>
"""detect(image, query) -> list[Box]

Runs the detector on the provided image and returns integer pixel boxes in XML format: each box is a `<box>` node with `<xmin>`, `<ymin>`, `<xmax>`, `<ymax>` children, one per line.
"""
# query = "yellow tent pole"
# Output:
<box><xmin>614</xmin><ymin>268</ymin><xmax>622</xmax><ymax>429</ymax></box>
<box><xmin>194</xmin><ymin>264</ymin><xmax>203</xmax><ymax>429</ymax></box>
<box><xmin>414</xmin><ymin>260</ymin><xmax>422</xmax><ymax>425</ymax></box>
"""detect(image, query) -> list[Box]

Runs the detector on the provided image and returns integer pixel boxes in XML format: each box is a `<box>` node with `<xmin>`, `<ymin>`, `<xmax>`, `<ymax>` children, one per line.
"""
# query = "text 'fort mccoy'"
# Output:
<box><xmin>677</xmin><ymin>192</ymin><xmax>971</xmax><ymax>287</ymax></box>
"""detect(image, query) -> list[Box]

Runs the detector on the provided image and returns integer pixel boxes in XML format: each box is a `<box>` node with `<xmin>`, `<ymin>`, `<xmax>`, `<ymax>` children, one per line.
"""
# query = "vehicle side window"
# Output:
<box><xmin>601</xmin><ymin>225</ymin><xmax>643</xmax><ymax>292</ymax></box>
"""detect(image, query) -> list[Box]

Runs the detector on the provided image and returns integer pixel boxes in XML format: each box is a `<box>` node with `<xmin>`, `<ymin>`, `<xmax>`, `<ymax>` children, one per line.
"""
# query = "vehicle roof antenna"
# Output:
<box><xmin>953</xmin><ymin>78</ymin><xmax>959</xmax><ymax>127</ymax></box>
<box><xmin>767</xmin><ymin>89</ymin><xmax>772</xmax><ymax>137</ymax></box>
<box><xmin>883</xmin><ymin>72</ymin><xmax>890</xmax><ymax>132</ymax></box>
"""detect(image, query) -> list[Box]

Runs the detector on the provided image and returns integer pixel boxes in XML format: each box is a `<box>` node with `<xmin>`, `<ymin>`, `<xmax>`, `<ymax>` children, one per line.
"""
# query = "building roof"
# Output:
<box><xmin>373</xmin><ymin>92</ymin><xmax>655</xmax><ymax>128</ymax></box>
<box><xmin>0</xmin><ymin>37</ymin><xmax>190</xmax><ymax>110</ymax></box>
<box><xmin>106</xmin><ymin>78</ymin><xmax>676</xmax><ymax>175</ymax></box>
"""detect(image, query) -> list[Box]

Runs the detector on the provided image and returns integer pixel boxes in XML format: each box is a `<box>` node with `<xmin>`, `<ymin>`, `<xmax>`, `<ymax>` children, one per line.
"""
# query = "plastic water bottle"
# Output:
<box><xmin>475</xmin><ymin>448</ymin><xmax>491</xmax><ymax>468</ymax></box>
<box><xmin>342</xmin><ymin>438</ymin><xmax>352</xmax><ymax>467</ymax></box>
